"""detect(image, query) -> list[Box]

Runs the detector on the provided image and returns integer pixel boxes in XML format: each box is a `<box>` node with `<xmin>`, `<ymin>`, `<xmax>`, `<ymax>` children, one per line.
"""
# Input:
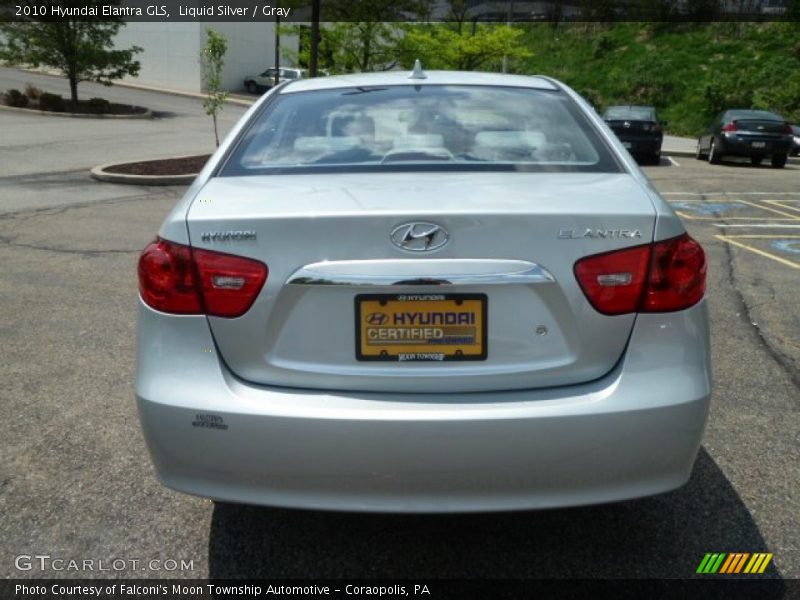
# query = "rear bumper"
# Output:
<box><xmin>717</xmin><ymin>134</ymin><xmax>792</xmax><ymax>156</ymax></box>
<box><xmin>614</xmin><ymin>135</ymin><xmax>662</xmax><ymax>155</ymax></box>
<box><xmin>136</xmin><ymin>300</ymin><xmax>712</xmax><ymax>512</ymax></box>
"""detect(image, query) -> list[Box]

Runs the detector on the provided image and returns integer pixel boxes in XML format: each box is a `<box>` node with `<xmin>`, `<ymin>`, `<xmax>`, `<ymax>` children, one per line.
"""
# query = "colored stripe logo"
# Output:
<box><xmin>697</xmin><ymin>553</ymin><xmax>773</xmax><ymax>574</ymax></box>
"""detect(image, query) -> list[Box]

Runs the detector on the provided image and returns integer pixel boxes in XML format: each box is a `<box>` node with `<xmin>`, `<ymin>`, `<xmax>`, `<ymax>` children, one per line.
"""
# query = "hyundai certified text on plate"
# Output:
<box><xmin>136</xmin><ymin>66</ymin><xmax>711</xmax><ymax>512</ymax></box>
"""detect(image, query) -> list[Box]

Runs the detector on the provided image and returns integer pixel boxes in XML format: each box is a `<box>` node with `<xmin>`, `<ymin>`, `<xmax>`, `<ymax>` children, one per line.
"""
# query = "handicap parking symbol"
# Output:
<box><xmin>671</xmin><ymin>202</ymin><xmax>743</xmax><ymax>215</ymax></box>
<box><xmin>771</xmin><ymin>239</ymin><xmax>800</xmax><ymax>255</ymax></box>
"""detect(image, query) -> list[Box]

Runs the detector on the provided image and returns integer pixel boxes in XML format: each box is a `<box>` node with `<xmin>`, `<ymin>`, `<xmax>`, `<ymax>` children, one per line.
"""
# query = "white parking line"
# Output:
<box><xmin>662</xmin><ymin>191</ymin><xmax>800</xmax><ymax>196</ymax></box>
<box><xmin>667</xmin><ymin>157</ymin><xmax>680</xmax><ymax>167</ymax></box>
<box><xmin>713</xmin><ymin>223</ymin><xmax>800</xmax><ymax>229</ymax></box>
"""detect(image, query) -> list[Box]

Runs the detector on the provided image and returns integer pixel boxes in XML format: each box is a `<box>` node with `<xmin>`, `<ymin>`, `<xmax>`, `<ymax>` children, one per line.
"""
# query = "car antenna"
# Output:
<box><xmin>409</xmin><ymin>59</ymin><xmax>427</xmax><ymax>80</ymax></box>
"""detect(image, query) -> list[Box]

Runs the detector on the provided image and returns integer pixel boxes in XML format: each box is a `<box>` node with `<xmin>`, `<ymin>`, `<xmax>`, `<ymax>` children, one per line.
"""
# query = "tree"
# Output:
<box><xmin>201</xmin><ymin>28</ymin><xmax>229</xmax><ymax>148</ymax></box>
<box><xmin>0</xmin><ymin>0</ymin><xmax>141</xmax><ymax>106</ymax></box>
<box><xmin>400</xmin><ymin>23</ymin><xmax>532</xmax><ymax>72</ymax></box>
<box><xmin>284</xmin><ymin>0</ymin><xmax>432</xmax><ymax>74</ymax></box>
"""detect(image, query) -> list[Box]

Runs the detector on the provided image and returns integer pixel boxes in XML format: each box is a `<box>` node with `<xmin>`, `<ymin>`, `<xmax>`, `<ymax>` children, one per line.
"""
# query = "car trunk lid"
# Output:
<box><xmin>187</xmin><ymin>172</ymin><xmax>656</xmax><ymax>393</ymax></box>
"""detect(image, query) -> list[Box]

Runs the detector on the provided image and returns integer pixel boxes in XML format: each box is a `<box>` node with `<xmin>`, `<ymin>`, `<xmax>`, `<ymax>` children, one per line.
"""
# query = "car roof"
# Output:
<box><xmin>279</xmin><ymin>70</ymin><xmax>559</xmax><ymax>94</ymax></box>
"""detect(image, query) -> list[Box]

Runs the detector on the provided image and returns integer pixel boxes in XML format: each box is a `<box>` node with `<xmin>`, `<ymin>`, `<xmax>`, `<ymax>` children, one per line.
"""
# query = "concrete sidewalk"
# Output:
<box><xmin>663</xmin><ymin>135</ymin><xmax>697</xmax><ymax>157</ymax></box>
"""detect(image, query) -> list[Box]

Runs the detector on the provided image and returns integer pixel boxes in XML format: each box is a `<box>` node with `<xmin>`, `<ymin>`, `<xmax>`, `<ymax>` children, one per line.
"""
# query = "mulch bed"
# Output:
<box><xmin>103</xmin><ymin>155</ymin><xmax>211</xmax><ymax>176</ymax></box>
<box><xmin>67</xmin><ymin>101</ymin><xmax>148</xmax><ymax>115</ymax></box>
<box><xmin>5</xmin><ymin>98</ymin><xmax>148</xmax><ymax>116</ymax></box>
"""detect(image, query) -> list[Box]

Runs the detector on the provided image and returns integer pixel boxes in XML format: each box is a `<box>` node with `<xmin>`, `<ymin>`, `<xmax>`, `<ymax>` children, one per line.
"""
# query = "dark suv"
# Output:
<box><xmin>602</xmin><ymin>105</ymin><xmax>664</xmax><ymax>165</ymax></box>
<box><xmin>696</xmin><ymin>109</ymin><xmax>793</xmax><ymax>168</ymax></box>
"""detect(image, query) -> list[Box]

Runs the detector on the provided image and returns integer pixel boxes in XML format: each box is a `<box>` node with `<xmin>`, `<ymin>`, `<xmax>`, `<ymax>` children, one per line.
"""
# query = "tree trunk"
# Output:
<box><xmin>309</xmin><ymin>0</ymin><xmax>320</xmax><ymax>77</ymax></box>
<box><xmin>68</xmin><ymin>74</ymin><xmax>79</xmax><ymax>106</ymax></box>
<box><xmin>361</xmin><ymin>26</ymin><xmax>371</xmax><ymax>72</ymax></box>
<box><xmin>213</xmin><ymin>114</ymin><xmax>219</xmax><ymax>147</ymax></box>
<box><xmin>274</xmin><ymin>16</ymin><xmax>281</xmax><ymax>87</ymax></box>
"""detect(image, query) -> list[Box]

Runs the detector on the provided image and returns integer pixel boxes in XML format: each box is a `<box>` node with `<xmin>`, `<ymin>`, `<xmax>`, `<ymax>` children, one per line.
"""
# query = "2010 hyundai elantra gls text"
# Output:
<box><xmin>136</xmin><ymin>67</ymin><xmax>711</xmax><ymax>512</ymax></box>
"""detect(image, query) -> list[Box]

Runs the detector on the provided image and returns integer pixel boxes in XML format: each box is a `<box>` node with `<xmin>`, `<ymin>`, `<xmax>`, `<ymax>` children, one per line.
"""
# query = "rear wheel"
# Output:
<box><xmin>246</xmin><ymin>81</ymin><xmax>258</xmax><ymax>94</ymax></box>
<box><xmin>771</xmin><ymin>154</ymin><xmax>788</xmax><ymax>169</ymax></box>
<box><xmin>750</xmin><ymin>155</ymin><xmax>764</xmax><ymax>166</ymax></box>
<box><xmin>708</xmin><ymin>139</ymin><xmax>721</xmax><ymax>164</ymax></box>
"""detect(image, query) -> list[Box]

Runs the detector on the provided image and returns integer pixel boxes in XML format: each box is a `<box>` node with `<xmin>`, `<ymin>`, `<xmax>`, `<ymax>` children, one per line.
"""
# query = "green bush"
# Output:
<box><xmin>24</xmin><ymin>84</ymin><xmax>42</xmax><ymax>100</ymax></box>
<box><xmin>4</xmin><ymin>89</ymin><xmax>29</xmax><ymax>108</ymax></box>
<box><xmin>87</xmin><ymin>97</ymin><xmax>111</xmax><ymax>114</ymax></box>
<box><xmin>39</xmin><ymin>92</ymin><xmax>66</xmax><ymax>112</ymax></box>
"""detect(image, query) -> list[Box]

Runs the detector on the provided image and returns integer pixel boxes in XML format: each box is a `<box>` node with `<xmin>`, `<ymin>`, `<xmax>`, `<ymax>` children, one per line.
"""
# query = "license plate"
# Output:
<box><xmin>752</xmin><ymin>141</ymin><xmax>766</xmax><ymax>148</ymax></box>
<box><xmin>355</xmin><ymin>293</ymin><xmax>487</xmax><ymax>362</ymax></box>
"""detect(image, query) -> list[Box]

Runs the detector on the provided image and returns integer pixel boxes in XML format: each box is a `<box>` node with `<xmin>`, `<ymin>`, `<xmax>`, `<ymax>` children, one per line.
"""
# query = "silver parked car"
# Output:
<box><xmin>136</xmin><ymin>68</ymin><xmax>711</xmax><ymax>512</ymax></box>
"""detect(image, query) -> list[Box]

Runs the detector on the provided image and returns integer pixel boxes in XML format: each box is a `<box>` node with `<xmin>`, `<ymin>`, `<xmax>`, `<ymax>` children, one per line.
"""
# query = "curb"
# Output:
<box><xmin>91</xmin><ymin>155</ymin><xmax>205</xmax><ymax>186</ymax></box>
<box><xmin>0</xmin><ymin>102</ymin><xmax>153</xmax><ymax>119</ymax></box>
<box><xmin>664</xmin><ymin>148</ymin><xmax>800</xmax><ymax>164</ymax></box>
<box><xmin>10</xmin><ymin>66</ymin><xmax>256</xmax><ymax>107</ymax></box>
<box><xmin>113</xmin><ymin>80</ymin><xmax>256</xmax><ymax>107</ymax></box>
<box><xmin>663</xmin><ymin>149</ymin><xmax>696</xmax><ymax>158</ymax></box>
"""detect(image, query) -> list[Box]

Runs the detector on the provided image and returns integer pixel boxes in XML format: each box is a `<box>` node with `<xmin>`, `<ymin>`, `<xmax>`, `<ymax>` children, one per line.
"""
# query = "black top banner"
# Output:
<box><xmin>1</xmin><ymin>0</ymin><xmax>799</xmax><ymax>22</ymax></box>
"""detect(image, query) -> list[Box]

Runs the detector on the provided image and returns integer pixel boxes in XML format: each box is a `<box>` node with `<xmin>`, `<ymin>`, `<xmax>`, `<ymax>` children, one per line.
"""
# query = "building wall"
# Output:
<box><xmin>205</xmin><ymin>22</ymin><xmax>293</xmax><ymax>92</ymax></box>
<box><xmin>114</xmin><ymin>22</ymin><xmax>298</xmax><ymax>94</ymax></box>
<box><xmin>114</xmin><ymin>22</ymin><xmax>203</xmax><ymax>92</ymax></box>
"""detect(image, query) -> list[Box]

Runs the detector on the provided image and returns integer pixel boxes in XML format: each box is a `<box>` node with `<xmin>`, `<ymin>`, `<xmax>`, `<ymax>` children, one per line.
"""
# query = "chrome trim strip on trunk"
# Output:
<box><xmin>286</xmin><ymin>259</ymin><xmax>555</xmax><ymax>287</ymax></box>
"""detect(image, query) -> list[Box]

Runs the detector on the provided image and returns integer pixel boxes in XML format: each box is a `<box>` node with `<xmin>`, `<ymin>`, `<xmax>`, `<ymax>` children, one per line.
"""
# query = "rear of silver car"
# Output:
<box><xmin>135</xmin><ymin>73</ymin><xmax>711</xmax><ymax>512</ymax></box>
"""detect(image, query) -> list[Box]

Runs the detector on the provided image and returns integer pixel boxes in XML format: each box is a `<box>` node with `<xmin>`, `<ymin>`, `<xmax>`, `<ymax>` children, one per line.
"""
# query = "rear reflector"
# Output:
<box><xmin>574</xmin><ymin>233</ymin><xmax>706</xmax><ymax>315</ymax></box>
<box><xmin>138</xmin><ymin>238</ymin><xmax>268</xmax><ymax>318</ymax></box>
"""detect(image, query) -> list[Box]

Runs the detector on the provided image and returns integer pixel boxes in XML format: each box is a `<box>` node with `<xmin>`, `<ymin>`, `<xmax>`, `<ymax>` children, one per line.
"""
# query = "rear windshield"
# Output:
<box><xmin>603</xmin><ymin>106</ymin><xmax>656</xmax><ymax>121</ymax></box>
<box><xmin>221</xmin><ymin>85</ymin><xmax>621</xmax><ymax>176</ymax></box>
<box><xmin>727</xmin><ymin>110</ymin><xmax>783</xmax><ymax>121</ymax></box>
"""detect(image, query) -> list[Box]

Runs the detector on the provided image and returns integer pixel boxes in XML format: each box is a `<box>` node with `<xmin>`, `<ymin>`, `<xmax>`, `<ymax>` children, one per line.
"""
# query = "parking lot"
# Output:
<box><xmin>0</xmin><ymin>71</ymin><xmax>798</xmax><ymax>582</ymax></box>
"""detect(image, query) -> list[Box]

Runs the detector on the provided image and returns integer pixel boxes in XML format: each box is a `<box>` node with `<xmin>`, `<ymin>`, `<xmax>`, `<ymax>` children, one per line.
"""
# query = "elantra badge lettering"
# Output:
<box><xmin>200</xmin><ymin>230</ymin><xmax>257</xmax><ymax>242</ymax></box>
<box><xmin>558</xmin><ymin>229</ymin><xmax>643</xmax><ymax>239</ymax></box>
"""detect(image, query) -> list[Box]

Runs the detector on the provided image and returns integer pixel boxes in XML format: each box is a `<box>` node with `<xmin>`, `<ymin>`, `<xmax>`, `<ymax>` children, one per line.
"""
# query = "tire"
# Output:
<box><xmin>695</xmin><ymin>141</ymin><xmax>705</xmax><ymax>160</ymax></box>
<box><xmin>708</xmin><ymin>139</ymin><xmax>721</xmax><ymax>164</ymax></box>
<box><xmin>771</xmin><ymin>154</ymin><xmax>788</xmax><ymax>169</ymax></box>
<box><xmin>750</xmin><ymin>155</ymin><xmax>764</xmax><ymax>166</ymax></box>
<box><xmin>651</xmin><ymin>151</ymin><xmax>661</xmax><ymax>165</ymax></box>
<box><xmin>246</xmin><ymin>81</ymin><xmax>258</xmax><ymax>94</ymax></box>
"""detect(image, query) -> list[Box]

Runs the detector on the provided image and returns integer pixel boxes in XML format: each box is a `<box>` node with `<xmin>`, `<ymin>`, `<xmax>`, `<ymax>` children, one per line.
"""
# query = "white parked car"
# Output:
<box><xmin>243</xmin><ymin>67</ymin><xmax>306</xmax><ymax>94</ymax></box>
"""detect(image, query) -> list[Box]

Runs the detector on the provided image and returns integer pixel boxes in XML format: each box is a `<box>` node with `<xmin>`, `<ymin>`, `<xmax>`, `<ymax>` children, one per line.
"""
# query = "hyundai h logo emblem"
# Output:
<box><xmin>366</xmin><ymin>312</ymin><xmax>388</xmax><ymax>326</ymax></box>
<box><xmin>390</xmin><ymin>222</ymin><xmax>449</xmax><ymax>252</ymax></box>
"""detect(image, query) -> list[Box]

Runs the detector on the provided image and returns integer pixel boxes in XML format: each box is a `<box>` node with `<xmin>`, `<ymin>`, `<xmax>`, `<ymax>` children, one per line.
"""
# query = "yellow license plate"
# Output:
<box><xmin>356</xmin><ymin>293</ymin><xmax>487</xmax><ymax>362</ymax></box>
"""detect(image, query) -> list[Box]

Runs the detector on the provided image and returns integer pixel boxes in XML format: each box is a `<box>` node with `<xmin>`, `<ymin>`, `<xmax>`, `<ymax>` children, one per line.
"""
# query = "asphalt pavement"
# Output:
<box><xmin>0</xmin><ymin>72</ymin><xmax>798</xmax><ymax>583</ymax></box>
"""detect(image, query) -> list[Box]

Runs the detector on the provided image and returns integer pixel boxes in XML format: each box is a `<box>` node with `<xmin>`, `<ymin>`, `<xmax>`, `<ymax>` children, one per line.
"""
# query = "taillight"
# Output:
<box><xmin>138</xmin><ymin>238</ymin><xmax>268</xmax><ymax>318</ymax></box>
<box><xmin>642</xmin><ymin>234</ymin><xmax>706</xmax><ymax>312</ymax></box>
<box><xmin>193</xmin><ymin>247</ymin><xmax>268</xmax><ymax>318</ymax></box>
<box><xmin>574</xmin><ymin>233</ymin><xmax>706</xmax><ymax>315</ymax></box>
<box><xmin>722</xmin><ymin>121</ymin><xmax>737</xmax><ymax>133</ymax></box>
<box><xmin>138</xmin><ymin>239</ymin><xmax>202</xmax><ymax>314</ymax></box>
<box><xmin>783</xmin><ymin>123</ymin><xmax>794</xmax><ymax>135</ymax></box>
<box><xmin>574</xmin><ymin>245</ymin><xmax>651</xmax><ymax>315</ymax></box>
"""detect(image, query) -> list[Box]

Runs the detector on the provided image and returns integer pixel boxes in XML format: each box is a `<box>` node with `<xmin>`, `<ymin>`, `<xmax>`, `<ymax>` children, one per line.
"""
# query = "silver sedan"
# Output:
<box><xmin>136</xmin><ymin>67</ymin><xmax>711</xmax><ymax>512</ymax></box>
